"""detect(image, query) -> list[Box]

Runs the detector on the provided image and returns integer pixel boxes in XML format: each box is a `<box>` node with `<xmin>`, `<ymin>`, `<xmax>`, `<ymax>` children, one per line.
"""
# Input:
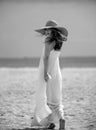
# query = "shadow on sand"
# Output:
<box><xmin>12</xmin><ymin>128</ymin><xmax>47</xmax><ymax>130</ymax></box>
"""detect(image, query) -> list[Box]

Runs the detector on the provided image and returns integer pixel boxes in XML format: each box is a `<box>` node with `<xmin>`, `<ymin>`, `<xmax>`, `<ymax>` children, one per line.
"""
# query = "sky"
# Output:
<box><xmin>0</xmin><ymin>0</ymin><xmax>96</xmax><ymax>58</ymax></box>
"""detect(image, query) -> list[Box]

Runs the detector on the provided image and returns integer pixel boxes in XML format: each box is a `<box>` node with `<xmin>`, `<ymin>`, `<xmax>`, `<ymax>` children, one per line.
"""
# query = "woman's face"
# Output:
<box><xmin>45</xmin><ymin>29</ymin><xmax>51</xmax><ymax>36</ymax></box>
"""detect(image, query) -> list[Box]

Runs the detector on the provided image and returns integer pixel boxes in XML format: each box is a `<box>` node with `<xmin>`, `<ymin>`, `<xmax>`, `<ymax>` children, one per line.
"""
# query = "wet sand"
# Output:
<box><xmin>0</xmin><ymin>68</ymin><xmax>96</xmax><ymax>130</ymax></box>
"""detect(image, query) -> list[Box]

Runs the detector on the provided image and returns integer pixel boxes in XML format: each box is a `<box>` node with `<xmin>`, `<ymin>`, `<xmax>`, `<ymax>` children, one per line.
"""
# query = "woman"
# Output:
<box><xmin>31</xmin><ymin>20</ymin><xmax>68</xmax><ymax>129</ymax></box>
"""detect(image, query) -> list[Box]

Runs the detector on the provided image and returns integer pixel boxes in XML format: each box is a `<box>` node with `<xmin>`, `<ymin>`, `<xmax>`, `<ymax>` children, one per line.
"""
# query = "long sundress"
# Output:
<box><xmin>31</xmin><ymin>45</ymin><xmax>64</xmax><ymax>126</ymax></box>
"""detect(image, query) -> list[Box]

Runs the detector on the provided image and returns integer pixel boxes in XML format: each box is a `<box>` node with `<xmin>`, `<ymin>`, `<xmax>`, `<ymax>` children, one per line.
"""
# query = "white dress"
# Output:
<box><xmin>32</xmin><ymin>46</ymin><xmax>64</xmax><ymax>126</ymax></box>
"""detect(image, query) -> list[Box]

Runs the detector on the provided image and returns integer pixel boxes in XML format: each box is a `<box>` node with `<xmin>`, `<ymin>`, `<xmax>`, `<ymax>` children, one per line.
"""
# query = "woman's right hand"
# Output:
<box><xmin>44</xmin><ymin>72</ymin><xmax>52</xmax><ymax>82</ymax></box>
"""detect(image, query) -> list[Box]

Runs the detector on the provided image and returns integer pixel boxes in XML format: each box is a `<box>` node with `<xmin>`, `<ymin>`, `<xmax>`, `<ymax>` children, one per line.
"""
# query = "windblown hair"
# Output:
<box><xmin>45</xmin><ymin>28</ymin><xmax>66</xmax><ymax>51</ymax></box>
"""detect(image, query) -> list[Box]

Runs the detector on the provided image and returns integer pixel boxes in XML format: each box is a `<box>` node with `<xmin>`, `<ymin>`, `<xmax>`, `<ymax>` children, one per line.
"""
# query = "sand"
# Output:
<box><xmin>0</xmin><ymin>68</ymin><xmax>96</xmax><ymax>130</ymax></box>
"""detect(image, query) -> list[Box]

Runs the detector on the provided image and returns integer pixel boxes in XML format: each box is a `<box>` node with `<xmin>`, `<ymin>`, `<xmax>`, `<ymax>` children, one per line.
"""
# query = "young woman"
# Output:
<box><xmin>31</xmin><ymin>20</ymin><xmax>68</xmax><ymax>129</ymax></box>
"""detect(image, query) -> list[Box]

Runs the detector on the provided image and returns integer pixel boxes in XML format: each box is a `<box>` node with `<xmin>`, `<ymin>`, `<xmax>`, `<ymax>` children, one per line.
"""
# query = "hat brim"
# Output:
<box><xmin>35</xmin><ymin>26</ymin><xmax>53</xmax><ymax>35</ymax></box>
<box><xmin>35</xmin><ymin>26</ymin><xmax>68</xmax><ymax>37</ymax></box>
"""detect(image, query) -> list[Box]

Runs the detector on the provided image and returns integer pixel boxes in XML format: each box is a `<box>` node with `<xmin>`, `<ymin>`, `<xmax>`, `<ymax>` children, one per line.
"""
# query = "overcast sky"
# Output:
<box><xmin>0</xmin><ymin>0</ymin><xmax>96</xmax><ymax>58</ymax></box>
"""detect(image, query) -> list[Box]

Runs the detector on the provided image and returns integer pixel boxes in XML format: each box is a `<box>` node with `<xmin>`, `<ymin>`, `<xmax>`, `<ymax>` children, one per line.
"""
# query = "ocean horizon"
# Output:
<box><xmin>0</xmin><ymin>57</ymin><xmax>96</xmax><ymax>68</ymax></box>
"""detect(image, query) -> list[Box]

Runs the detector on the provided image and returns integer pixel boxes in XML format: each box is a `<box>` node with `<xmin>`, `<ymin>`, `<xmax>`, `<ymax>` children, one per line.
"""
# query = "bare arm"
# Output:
<box><xmin>43</xmin><ymin>42</ymin><xmax>54</xmax><ymax>81</ymax></box>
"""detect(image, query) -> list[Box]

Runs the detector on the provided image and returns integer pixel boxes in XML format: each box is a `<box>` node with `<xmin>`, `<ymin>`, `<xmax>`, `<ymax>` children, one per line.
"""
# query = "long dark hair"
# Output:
<box><xmin>45</xmin><ymin>28</ymin><xmax>66</xmax><ymax>51</ymax></box>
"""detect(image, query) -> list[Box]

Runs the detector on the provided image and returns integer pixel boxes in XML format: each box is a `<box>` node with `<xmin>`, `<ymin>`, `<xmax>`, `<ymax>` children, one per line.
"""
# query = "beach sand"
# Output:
<box><xmin>0</xmin><ymin>68</ymin><xmax>96</xmax><ymax>130</ymax></box>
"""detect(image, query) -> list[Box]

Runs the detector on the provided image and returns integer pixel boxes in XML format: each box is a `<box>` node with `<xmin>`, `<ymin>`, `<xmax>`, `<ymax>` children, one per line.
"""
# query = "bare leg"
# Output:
<box><xmin>47</xmin><ymin>103</ymin><xmax>65</xmax><ymax>129</ymax></box>
<box><xmin>59</xmin><ymin>118</ymin><xmax>65</xmax><ymax>130</ymax></box>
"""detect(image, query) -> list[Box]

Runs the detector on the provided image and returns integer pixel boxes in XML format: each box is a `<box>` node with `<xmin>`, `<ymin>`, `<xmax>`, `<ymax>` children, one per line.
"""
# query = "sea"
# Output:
<box><xmin>0</xmin><ymin>57</ymin><xmax>96</xmax><ymax>68</ymax></box>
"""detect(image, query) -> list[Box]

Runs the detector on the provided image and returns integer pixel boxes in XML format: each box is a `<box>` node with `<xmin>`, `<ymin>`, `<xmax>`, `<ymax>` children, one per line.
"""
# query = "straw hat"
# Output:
<box><xmin>35</xmin><ymin>20</ymin><xmax>68</xmax><ymax>37</ymax></box>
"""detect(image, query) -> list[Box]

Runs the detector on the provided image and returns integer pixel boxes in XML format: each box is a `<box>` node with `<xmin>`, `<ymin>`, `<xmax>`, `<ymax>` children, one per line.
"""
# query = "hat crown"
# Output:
<box><xmin>45</xmin><ymin>20</ymin><xmax>58</xmax><ymax>27</ymax></box>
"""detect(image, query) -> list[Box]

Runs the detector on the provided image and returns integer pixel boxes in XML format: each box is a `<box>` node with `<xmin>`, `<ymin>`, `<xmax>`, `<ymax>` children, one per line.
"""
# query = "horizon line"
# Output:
<box><xmin>0</xmin><ymin>56</ymin><xmax>96</xmax><ymax>59</ymax></box>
